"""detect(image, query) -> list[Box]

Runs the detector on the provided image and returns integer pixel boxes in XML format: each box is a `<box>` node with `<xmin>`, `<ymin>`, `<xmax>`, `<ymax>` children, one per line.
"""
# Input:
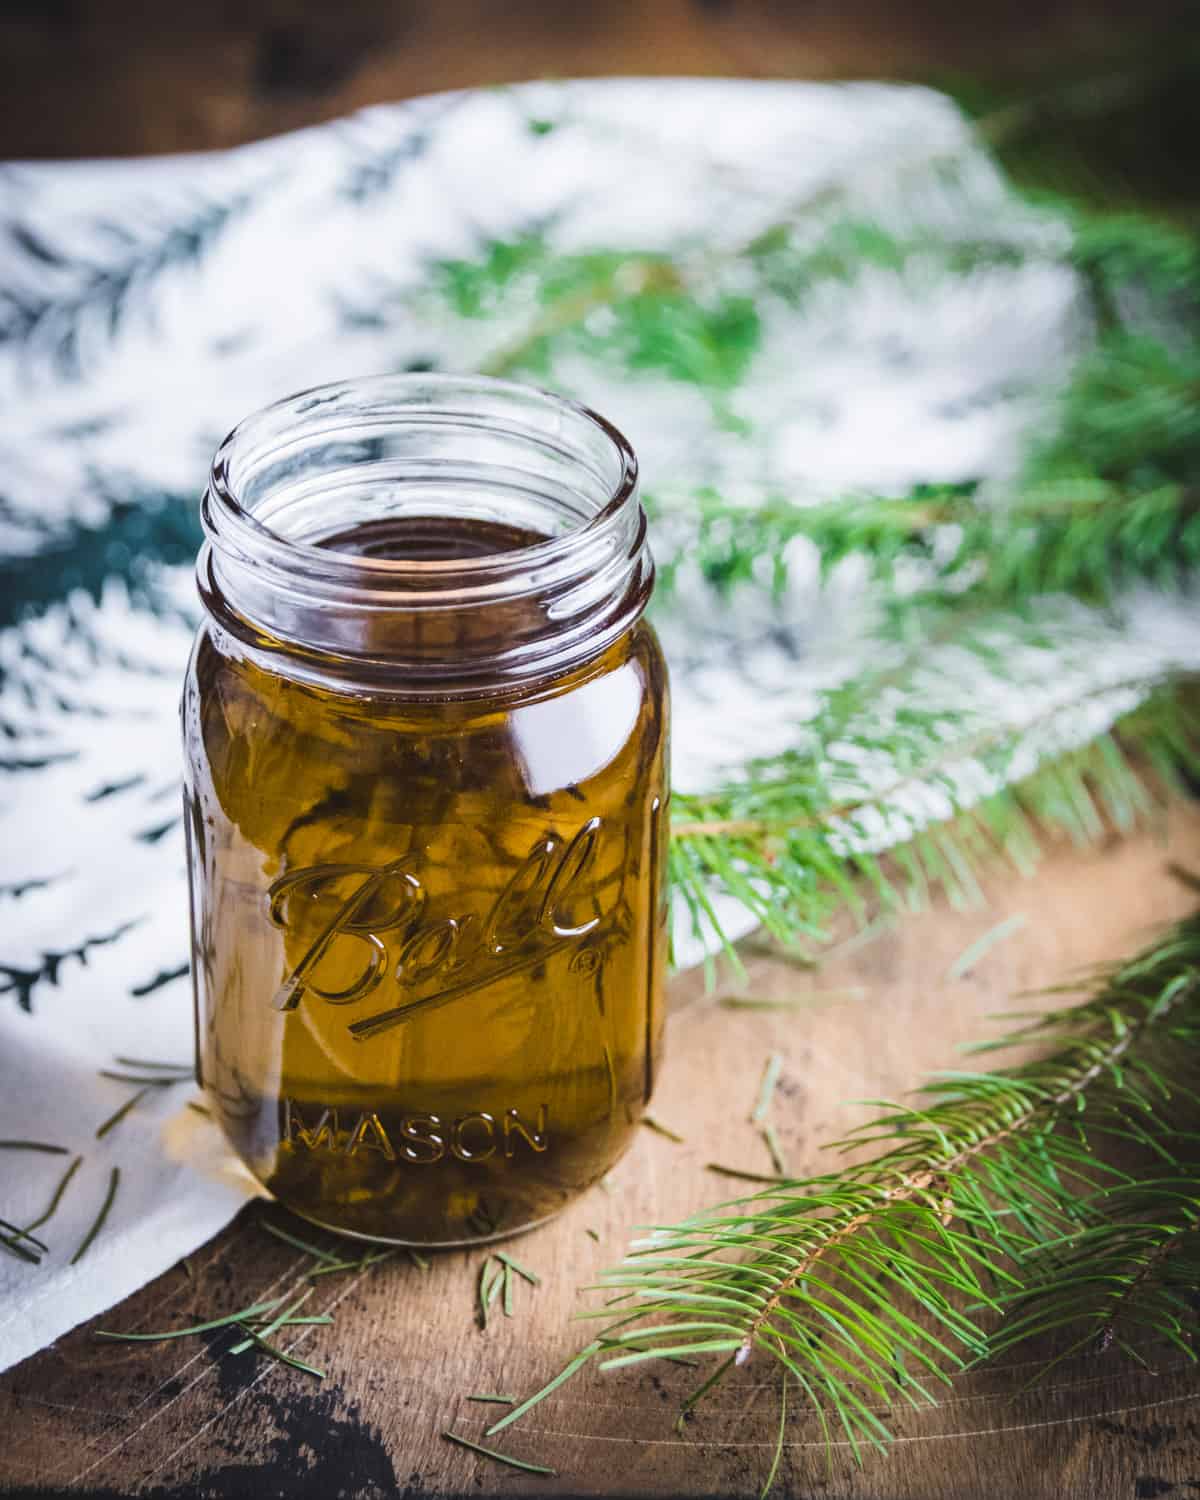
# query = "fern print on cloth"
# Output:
<box><xmin>0</xmin><ymin>79</ymin><xmax>1196</xmax><ymax>1373</ymax></box>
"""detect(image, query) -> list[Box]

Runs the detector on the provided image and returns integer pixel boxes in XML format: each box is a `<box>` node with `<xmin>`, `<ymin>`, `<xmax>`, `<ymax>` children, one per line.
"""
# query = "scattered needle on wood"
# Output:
<box><xmin>229</xmin><ymin>1288</ymin><xmax>314</xmax><ymax>1354</ymax></box>
<box><xmin>761</xmin><ymin>1122</ymin><xmax>790</xmax><ymax>1177</ymax></box>
<box><xmin>441</xmin><ymin>1431</ymin><xmax>555</xmax><ymax>1476</ymax></box>
<box><xmin>495</xmin><ymin>1251</ymin><xmax>539</xmax><ymax>1286</ymax></box>
<box><xmin>721</xmin><ymin>989</ymin><xmax>867</xmax><ymax>1010</ymax></box>
<box><xmin>948</xmin><ymin>914</ymin><xmax>1028</xmax><ymax>979</ymax></box>
<box><xmin>706</xmin><ymin>1163</ymin><xmax>786</xmax><ymax>1184</ymax></box>
<box><xmin>95</xmin><ymin>1295</ymin><xmax>288</xmax><ymax>1341</ymax></box>
<box><xmin>233</xmin><ymin>1327</ymin><xmax>325</xmax><ymax>1379</ymax></box>
<box><xmin>486</xmin><ymin>1342</ymin><xmax>602</xmax><ymax>1437</ymax></box>
<box><xmin>751</xmin><ymin>1052</ymin><xmax>784</xmax><ymax>1124</ymax></box>
<box><xmin>261</xmin><ymin>1220</ymin><xmax>342</xmax><ymax>1264</ymax></box>
<box><xmin>478</xmin><ymin>1258</ymin><xmax>503</xmax><ymax>1330</ymax></box>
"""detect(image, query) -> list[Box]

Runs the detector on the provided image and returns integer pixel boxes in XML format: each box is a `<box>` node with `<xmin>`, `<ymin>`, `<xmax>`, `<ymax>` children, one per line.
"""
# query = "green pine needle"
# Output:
<box><xmin>495</xmin><ymin>1250</ymin><xmax>540</xmax><ymax>1286</ymax></box>
<box><xmin>70</xmin><ymin>1166</ymin><xmax>119</xmax><ymax>1265</ymax></box>
<box><xmin>260</xmin><ymin>1220</ymin><xmax>342</xmax><ymax>1264</ymax></box>
<box><xmin>669</xmin><ymin>663</ymin><xmax>1199</xmax><ymax>961</ymax></box>
<box><xmin>760</xmin><ymin>1369</ymin><xmax>789</xmax><ymax>1500</ymax></box>
<box><xmin>0</xmin><ymin>1216</ymin><xmax>48</xmax><ymax>1259</ymax></box>
<box><xmin>229</xmin><ymin>1288</ymin><xmax>314</xmax><ymax>1355</ymax></box>
<box><xmin>949</xmin><ymin>915</ymin><xmax>1029</xmax><ymax>979</ymax></box>
<box><xmin>232</xmin><ymin>1326</ymin><xmax>326</xmax><ymax>1380</ymax></box>
<box><xmin>94</xmin><ymin>1087</ymin><xmax>152</xmax><ymax>1140</ymax></box>
<box><xmin>751</xmin><ymin>1054</ymin><xmax>784</xmax><ymax>1124</ymax></box>
<box><xmin>503</xmin><ymin>1262</ymin><xmax>514</xmax><ymax>1319</ymax></box>
<box><xmin>23</xmin><ymin>1153</ymin><xmax>83</xmax><ymax>1235</ymax></box>
<box><xmin>112</xmin><ymin>1057</ymin><xmax>192</xmax><ymax>1073</ymax></box>
<box><xmin>95</xmin><ymin>1294</ymin><xmax>289</xmax><ymax>1341</ymax></box>
<box><xmin>441</xmin><ymin>1430</ymin><xmax>556</xmax><ymax>1477</ymax></box>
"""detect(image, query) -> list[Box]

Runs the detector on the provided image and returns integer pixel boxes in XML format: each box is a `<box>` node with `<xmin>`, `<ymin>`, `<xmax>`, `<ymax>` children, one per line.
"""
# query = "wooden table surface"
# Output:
<box><xmin>0</xmin><ymin>0</ymin><xmax>1188</xmax><ymax>159</ymax></box>
<box><xmin>3</xmin><ymin>806</ymin><xmax>1200</xmax><ymax>1499</ymax></box>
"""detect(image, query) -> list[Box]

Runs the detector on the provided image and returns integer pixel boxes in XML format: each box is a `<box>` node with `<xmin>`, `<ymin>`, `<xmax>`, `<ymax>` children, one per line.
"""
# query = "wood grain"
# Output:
<box><xmin>0</xmin><ymin>0</ymin><xmax>1188</xmax><ymax>158</ymax></box>
<box><xmin>3</xmin><ymin>806</ymin><xmax>1200</xmax><ymax>1498</ymax></box>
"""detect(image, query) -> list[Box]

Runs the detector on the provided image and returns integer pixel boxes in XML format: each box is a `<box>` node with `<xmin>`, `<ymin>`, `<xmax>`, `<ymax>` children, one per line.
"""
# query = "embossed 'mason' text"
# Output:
<box><xmin>266</xmin><ymin>818</ymin><xmax>608</xmax><ymax>1041</ymax></box>
<box><xmin>283</xmin><ymin>1099</ymin><xmax>549</xmax><ymax>1163</ymax></box>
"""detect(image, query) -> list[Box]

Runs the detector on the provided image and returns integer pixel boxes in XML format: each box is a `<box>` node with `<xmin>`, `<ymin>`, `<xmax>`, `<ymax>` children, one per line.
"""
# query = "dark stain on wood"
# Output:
<box><xmin>253</xmin><ymin>23</ymin><xmax>388</xmax><ymax>101</ymax></box>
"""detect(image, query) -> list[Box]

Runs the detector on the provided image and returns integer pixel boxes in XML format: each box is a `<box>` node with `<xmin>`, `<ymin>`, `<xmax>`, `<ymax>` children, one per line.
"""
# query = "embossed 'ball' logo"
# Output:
<box><xmin>266</xmin><ymin>819</ymin><xmax>610</xmax><ymax>1040</ymax></box>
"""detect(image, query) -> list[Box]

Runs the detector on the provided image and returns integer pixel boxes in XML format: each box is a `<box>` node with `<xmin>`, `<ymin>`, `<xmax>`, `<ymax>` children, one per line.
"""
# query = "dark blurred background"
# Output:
<box><xmin>0</xmin><ymin>0</ymin><xmax>1195</xmax><ymax>172</ymax></box>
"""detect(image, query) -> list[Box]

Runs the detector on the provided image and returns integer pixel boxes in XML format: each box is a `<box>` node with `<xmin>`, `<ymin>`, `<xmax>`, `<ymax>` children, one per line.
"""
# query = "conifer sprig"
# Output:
<box><xmin>669</xmin><ymin>655</ymin><xmax>1199</xmax><ymax>964</ymax></box>
<box><xmin>504</xmin><ymin>907</ymin><xmax>1200</xmax><ymax>1462</ymax></box>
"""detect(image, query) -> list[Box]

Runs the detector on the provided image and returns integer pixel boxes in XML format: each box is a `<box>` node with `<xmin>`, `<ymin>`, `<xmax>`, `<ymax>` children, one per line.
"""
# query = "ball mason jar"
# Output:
<box><xmin>182</xmin><ymin>375</ymin><xmax>669</xmax><ymax>1246</ymax></box>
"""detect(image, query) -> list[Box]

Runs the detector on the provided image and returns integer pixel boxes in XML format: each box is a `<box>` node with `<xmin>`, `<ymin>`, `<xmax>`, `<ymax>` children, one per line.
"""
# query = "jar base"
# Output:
<box><xmin>287</xmin><ymin>1202</ymin><xmax>566</xmax><ymax>1250</ymax></box>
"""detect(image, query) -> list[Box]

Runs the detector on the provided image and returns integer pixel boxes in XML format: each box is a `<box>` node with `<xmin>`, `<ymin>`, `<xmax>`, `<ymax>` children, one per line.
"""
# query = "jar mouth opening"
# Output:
<box><xmin>205</xmin><ymin>374</ymin><xmax>639</xmax><ymax>588</ymax></box>
<box><xmin>197</xmin><ymin>374</ymin><xmax>653</xmax><ymax>693</ymax></box>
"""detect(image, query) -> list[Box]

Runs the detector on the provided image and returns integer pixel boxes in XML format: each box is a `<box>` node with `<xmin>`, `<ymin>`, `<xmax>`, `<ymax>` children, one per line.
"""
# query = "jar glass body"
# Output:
<box><xmin>182</xmin><ymin>376</ymin><xmax>669</xmax><ymax>1245</ymax></box>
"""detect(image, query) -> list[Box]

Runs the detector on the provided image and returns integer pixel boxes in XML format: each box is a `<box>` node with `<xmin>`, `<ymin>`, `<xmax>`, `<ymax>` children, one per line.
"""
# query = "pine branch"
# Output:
<box><xmin>647</xmin><ymin>209</ymin><xmax>1200</xmax><ymax>609</ymax></box>
<box><xmin>435</xmin><ymin>231</ymin><xmax>762</xmax><ymax>395</ymax></box>
<box><xmin>650</xmin><ymin>474</ymin><xmax>1200</xmax><ymax>609</ymax></box>
<box><xmin>1</xmin><ymin>193</ymin><xmax>250</xmax><ymax>376</ymax></box>
<box><xmin>669</xmin><ymin>649</ymin><xmax>1200</xmax><ymax>962</ymax></box>
<box><xmin>503</xmin><ymin>908</ymin><xmax>1200</xmax><ymax>1464</ymax></box>
<box><xmin>989</xmin><ymin>1182</ymin><xmax>1200</xmax><ymax>1367</ymax></box>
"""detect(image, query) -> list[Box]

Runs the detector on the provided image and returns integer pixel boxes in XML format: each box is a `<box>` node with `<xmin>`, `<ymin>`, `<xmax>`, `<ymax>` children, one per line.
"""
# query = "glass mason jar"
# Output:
<box><xmin>182</xmin><ymin>375</ymin><xmax>669</xmax><ymax>1246</ymax></box>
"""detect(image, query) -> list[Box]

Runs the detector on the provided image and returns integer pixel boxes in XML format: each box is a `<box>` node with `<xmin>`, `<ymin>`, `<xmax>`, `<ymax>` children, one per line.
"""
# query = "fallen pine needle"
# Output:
<box><xmin>706</xmin><ymin>1163</ymin><xmax>787</xmax><ymax>1184</ymax></box>
<box><xmin>95</xmin><ymin>1295</ymin><xmax>287</xmax><ymax>1341</ymax></box>
<box><xmin>641</xmin><ymin>1114</ymin><xmax>685</xmax><ymax>1143</ymax></box>
<box><xmin>948</xmin><ymin>914</ymin><xmax>1028</xmax><ymax>980</ymax></box>
<box><xmin>750</xmin><ymin>1053</ymin><xmax>784</xmax><ymax>1124</ymax></box>
<box><xmin>70</xmin><ymin>1167</ymin><xmax>120</xmax><ymax>1264</ymax></box>
<box><xmin>24</xmin><ymin>1153</ymin><xmax>83</xmax><ymax>1235</ymax></box>
<box><xmin>261</xmin><ymin>1220</ymin><xmax>342</xmax><ymax>1264</ymax></box>
<box><xmin>95</xmin><ymin>1090</ymin><xmax>150</xmax><ymax>1140</ymax></box>
<box><xmin>441</xmin><ymin>1430</ymin><xmax>555</xmax><ymax>1476</ymax></box>
<box><xmin>233</xmin><ymin>1327</ymin><xmax>325</xmax><ymax>1379</ymax></box>
<box><xmin>721</xmin><ymin>988</ymin><xmax>867</xmax><ymax>1010</ymax></box>
<box><xmin>495</xmin><ymin>1250</ymin><xmax>539</xmax><ymax>1286</ymax></box>
<box><xmin>486</xmin><ymin>1342</ymin><xmax>602</xmax><ymax>1437</ymax></box>
<box><xmin>761</xmin><ymin>1122</ymin><xmax>790</xmax><ymax>1177</ymax></box>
